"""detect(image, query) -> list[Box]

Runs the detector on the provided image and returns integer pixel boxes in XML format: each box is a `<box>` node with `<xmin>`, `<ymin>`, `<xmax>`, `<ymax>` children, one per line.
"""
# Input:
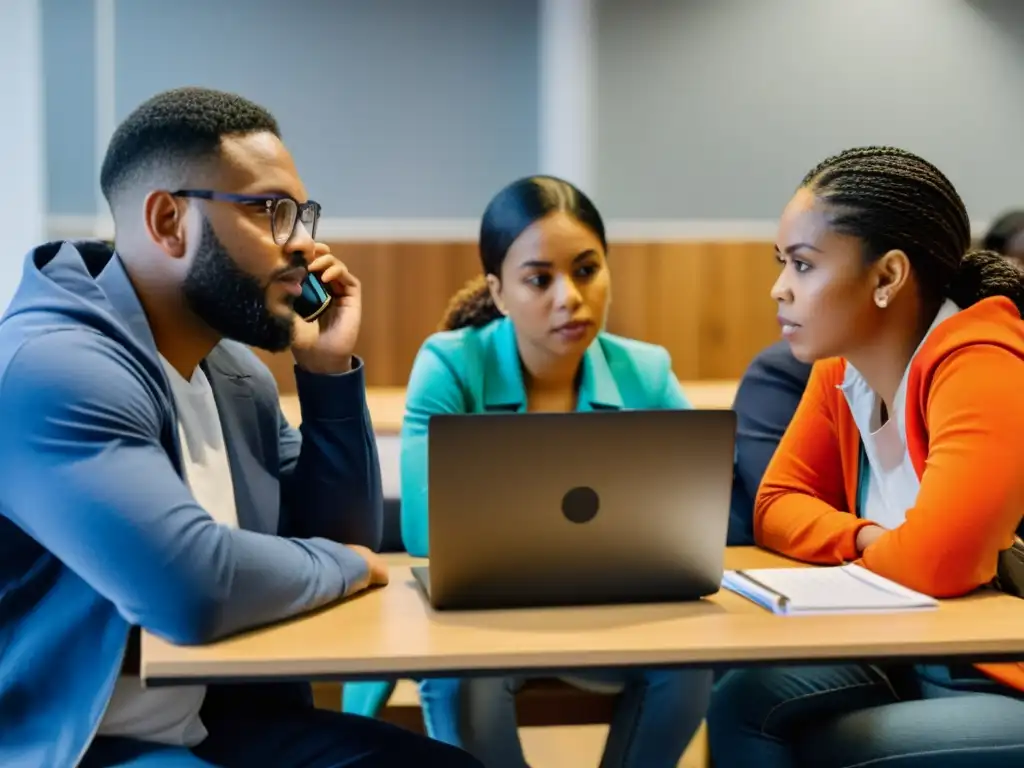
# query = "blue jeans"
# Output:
<box><xmin>419</xmin><ymin>668</ymin><xmax>712</xmax><ymax>768</ymax></box>
<box><xmin>707</xmin><ymin>663</ymin><xmax>1024</xmax><ymax>767</ymax></box>
<box><xmin>81</xmin><ymin>707</ymin><xmax>482</xmax><ymax>767</ymax></box>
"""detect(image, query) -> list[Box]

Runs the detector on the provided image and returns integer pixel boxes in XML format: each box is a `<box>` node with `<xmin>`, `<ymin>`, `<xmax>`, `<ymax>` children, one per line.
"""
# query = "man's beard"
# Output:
<box><xmin>182</xmin><ymin>220</ymin><xmax>295</xmax><ymax>352</ymax></box>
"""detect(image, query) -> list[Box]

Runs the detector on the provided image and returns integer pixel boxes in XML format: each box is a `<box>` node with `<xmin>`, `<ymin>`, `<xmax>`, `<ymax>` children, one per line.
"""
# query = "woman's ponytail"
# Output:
<box><xmin>946</xmin><ymin>249</ymin><xmax>1024</xmax><ymax>315</ymax></box>
<box><xmin>438</xmin><ymin>275</ymin><xmax>503</xmax><ymax>331</ymax></box>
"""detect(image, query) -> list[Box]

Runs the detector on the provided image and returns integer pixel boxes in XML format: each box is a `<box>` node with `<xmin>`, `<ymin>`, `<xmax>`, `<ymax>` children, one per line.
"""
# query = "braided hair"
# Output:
<box><xmin>802</xmin><ymin>146</ymin><xmax>1024</xmax><ymax>313</ymax></box>
<box><xmin>439</xmin><ymin>176</ymin><xmax>607</xmax><ymax>331</ymax></box>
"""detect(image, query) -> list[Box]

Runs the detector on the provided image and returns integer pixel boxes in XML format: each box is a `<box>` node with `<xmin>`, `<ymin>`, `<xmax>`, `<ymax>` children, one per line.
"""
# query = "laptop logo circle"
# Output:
<box><xmin>562</xmin><ymin>486</ymin><xmax>599</xmax><ymax>524</ymax></box>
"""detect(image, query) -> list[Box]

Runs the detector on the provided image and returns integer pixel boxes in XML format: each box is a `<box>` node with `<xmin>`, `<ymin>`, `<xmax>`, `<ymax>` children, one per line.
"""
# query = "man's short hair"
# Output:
<box><xmin>99</xmin><ymin>86</ymin><xmax>280</xmax><ymax>208</ymax></box>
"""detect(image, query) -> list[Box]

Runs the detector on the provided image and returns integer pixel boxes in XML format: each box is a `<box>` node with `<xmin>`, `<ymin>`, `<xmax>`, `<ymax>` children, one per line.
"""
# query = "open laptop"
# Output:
<box><xmin>411</xmin><ymin>409</ymin><xmax>736</xmax><ymax>610</ymax></box>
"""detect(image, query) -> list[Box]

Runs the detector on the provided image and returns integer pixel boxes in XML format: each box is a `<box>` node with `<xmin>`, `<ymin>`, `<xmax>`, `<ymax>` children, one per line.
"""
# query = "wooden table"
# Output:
<box><xmin>681</xmin><ymin>380</ymin><xmax>737</xmax><ymax>410</ymax></box>
<box><xmin>279</xmin><ymin>381</ymin><xmax>737</xmax><ymax>434</ymax></box>
<box><xmin>141</xmin><ymin>548</ymin><xmax>1024</xmax><ymax>687</ymax></box>
<box><xmin>279</xmin><ymin>387</ymin><xmax>405</xmax><ymax>434</ymax></box>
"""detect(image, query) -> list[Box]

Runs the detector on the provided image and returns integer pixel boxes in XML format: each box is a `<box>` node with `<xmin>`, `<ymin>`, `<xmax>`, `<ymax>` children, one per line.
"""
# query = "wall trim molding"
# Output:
<box><xmin>45</xmin><ymin>215</ymin><xmax>995</xmax><ymax>244</ymax></box>
<box><xmin>45</xmin><ymin>215</ymin><xmax>785</xmax><ymax>243</ymax></box>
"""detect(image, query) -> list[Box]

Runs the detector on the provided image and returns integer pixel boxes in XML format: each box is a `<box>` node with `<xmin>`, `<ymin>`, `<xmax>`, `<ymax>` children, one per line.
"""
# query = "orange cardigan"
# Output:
<box><xmin>755</xmin><ymin>296</ymin><xmax>1024</xmax><ymax>692</ymax></box>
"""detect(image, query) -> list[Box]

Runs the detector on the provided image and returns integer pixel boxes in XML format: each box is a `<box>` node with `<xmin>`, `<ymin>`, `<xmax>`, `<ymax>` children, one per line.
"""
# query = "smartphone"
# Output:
<box><xmin>293</xmin><ymin>271</ymin><xmax>332</xmax><ymax>322</ymax></box>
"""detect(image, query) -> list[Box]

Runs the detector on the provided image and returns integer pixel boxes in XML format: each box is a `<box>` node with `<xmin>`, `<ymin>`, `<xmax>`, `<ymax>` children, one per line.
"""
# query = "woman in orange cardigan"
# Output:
<box><xmin>707</xmin><ymin>147</ymin><xmax>1024</xmax><ymax>767</ymax></box>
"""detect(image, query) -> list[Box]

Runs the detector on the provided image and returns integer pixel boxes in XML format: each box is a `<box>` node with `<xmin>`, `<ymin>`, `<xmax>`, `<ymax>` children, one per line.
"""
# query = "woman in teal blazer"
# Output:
<box><xmin>345</xmin><ymin>176</ymin><xmax>713</xmax><ymax>767</ymax></box>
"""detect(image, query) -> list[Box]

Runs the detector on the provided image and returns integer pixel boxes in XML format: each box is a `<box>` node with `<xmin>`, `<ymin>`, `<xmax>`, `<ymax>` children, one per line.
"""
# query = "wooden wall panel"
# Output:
<box><xmin>254</xmin><ymin>240</ymin><xmax>779</xmax><ymax>393</ymax></box>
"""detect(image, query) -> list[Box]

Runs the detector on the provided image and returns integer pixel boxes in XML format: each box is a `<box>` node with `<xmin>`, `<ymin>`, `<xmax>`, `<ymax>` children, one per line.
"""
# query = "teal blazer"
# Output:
<box><xmin>342</xmin><ymin>317</ymin><xmax>691</xmax><ymax>716</ymax></box>
<box><xmin>400</xmin><ymin>317</ymin><xmax>692</xmax><ymax>556</ymax></box>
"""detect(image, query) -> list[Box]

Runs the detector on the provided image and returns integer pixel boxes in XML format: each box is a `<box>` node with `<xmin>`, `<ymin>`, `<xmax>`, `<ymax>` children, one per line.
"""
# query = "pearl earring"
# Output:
<box><xmin>876</xmin><ymin>294</ymin><xmax>888</xmax><ymax>308</ymax></box>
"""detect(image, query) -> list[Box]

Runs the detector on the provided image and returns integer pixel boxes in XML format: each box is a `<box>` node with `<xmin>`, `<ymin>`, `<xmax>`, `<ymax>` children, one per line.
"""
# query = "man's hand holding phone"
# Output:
<box><xmin>291</xmin><ymin>243</ymin><xmax>362</xmax><ymax>375</ymax></box>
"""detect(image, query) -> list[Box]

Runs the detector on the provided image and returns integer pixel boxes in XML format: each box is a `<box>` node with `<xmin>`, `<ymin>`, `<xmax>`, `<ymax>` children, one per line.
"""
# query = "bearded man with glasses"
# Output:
<box><xmin>0</xmin><ymin>86</ymin><xmax>481</xmax><ymax>768</ymax></box>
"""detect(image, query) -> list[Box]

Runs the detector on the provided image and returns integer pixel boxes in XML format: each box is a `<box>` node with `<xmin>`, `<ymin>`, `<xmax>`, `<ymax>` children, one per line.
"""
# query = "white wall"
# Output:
<box><xmin>43</xmin><ymin>0</ymin><xmax>539</xmax><ymax>220</ymax></box>
<box><xmin>0</xmin><ymin>0</ymin><xmax>45</xmax><ymax>312</ymax></box>
<box><xmin>596</xmin><ymin>0</ymin><xmax>1024</xmax><ymax>222</ymax></box>
<box><xmin>36</xmin><ymin>0</ymin><xmax>1024</xmax><ymax>241</ymax></box>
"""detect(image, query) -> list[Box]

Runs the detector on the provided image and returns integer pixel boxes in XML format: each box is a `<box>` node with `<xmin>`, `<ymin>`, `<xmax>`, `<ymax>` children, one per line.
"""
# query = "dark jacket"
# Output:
<box><xmin>727</xmin><ymin>341</ymin><xmax>811</xmax><ymax>545</ymax></box>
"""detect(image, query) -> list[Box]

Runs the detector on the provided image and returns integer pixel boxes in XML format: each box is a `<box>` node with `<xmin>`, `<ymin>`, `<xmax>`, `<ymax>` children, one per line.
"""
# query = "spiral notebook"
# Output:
<box><xmin>722</xmin><ymin>563</ymin><xmax>939</xmax><ymax>616</ymax></box>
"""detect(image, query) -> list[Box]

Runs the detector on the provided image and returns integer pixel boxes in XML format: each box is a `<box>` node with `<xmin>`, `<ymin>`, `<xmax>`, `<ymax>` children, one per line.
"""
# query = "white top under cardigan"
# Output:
<box><xmin>839</xmin><ymin>299</ymin><xmax>960</xmax><ymax>525</ymax></box>
<box><xmin>98</xmin><ymin>357</ymin><xmax>240</xmax><ymax>746</ymax></box>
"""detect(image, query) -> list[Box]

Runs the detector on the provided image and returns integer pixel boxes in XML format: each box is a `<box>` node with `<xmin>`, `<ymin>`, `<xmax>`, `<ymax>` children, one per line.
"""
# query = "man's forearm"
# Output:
<box><xmin>281</xmin><ymin>358</ymin><xmax>384</xmax><ymax>547</ymax></box>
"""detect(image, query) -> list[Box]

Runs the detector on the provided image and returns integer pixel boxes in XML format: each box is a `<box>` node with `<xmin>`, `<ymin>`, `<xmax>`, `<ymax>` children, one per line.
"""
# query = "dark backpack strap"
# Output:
<box><xmin>995</xmin><ymin>539</ymin><xmax>1024</xmax><ymax>599</ymax></box>
<box><xmin>855</xmin><ymin>439</ymin><xmax>869</xmax><ymax>518</ymax></box>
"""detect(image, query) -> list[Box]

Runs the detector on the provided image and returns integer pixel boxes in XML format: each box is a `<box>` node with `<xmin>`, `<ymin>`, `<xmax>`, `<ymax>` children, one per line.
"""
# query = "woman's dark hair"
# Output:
<box><xmin>982</xmin><ymin>210</ymin><xmax>1024</xmax><ymax>255</ymax></box>
<box><xmin>440</xmin><ymin>175</ymin><xmax>607</xmax><ymax>331</ymax></box>
<box><xmin>801</xmin><ymin>146</ymin><xmax>1024</xmax><ymax>314</ymax></box>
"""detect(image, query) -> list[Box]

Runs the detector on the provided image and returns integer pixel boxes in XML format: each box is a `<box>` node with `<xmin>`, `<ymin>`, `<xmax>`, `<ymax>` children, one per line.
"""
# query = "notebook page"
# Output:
<box><xmin>728</xmin><ymin>565</ymin><xmax>937</xmax><ymax>613</ymax></box>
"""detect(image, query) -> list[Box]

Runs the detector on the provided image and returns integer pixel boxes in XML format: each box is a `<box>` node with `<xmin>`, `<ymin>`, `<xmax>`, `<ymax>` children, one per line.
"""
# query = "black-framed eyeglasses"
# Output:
<box><xmin>172</xmin><ymin>190</ymin><xmax>321</xmax><ymax>245</ymax></box>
